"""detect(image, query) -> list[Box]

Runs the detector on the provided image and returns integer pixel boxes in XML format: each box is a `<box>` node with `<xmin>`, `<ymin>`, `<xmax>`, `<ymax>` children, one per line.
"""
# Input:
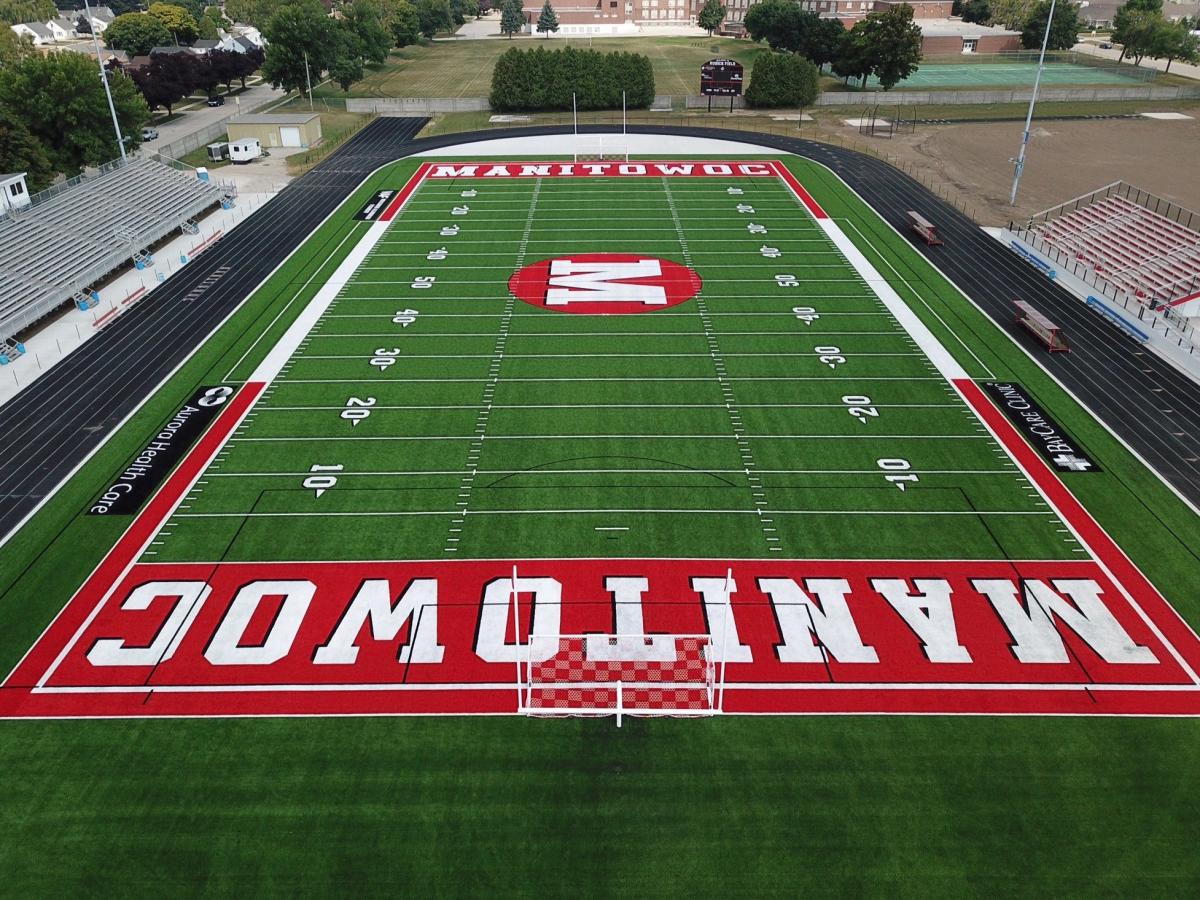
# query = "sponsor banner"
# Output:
<box><xmin>4</xmin><ymin>557</ymin><xmax>1199</xmax><ymax>718</ymax></box>
<box><xmin>980</xmin><ymin>382</ymin><xmax>1100</xmax><ymax>474</ymax></box>
<box><xmin>88</xmin><ymin>386</ymin><xmax>236</xmax><ymax>516</ymax></box>
<box><xmin>354</xmin><ymin>190</ymin><xmax>395</xmax><ymax>221</ymax></box>
<box><xmin>425</xmin><ymin>161</ymin><xmax>778</xmax><ymax>180</ymax></box>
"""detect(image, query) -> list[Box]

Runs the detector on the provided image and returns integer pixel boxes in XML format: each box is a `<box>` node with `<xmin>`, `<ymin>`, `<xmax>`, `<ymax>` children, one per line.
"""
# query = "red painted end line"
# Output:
<box><xmin>955</xmin><ymin>378</ymin><xmax>1200</xmax><ymax>677</ymax></box>
<box><xmin>6</xmin><ymin>381</ymin><xmax>265</xmax><ymax>689</ymax></box>
<box><xmin>379</xmin><ymin>162</ymin><xmax>433</xmax><ymax>222</ymax></box>
<box><xmin>771</xmin><ymin>161</ymin><xmax>829</xmax><ymax>220</ymax></box>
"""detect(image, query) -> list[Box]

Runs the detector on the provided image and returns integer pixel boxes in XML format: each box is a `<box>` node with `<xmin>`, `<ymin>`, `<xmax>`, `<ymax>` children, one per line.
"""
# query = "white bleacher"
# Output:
<box><xmin>0</xmin><ymin>157</ymin><xmax>227</xmax><ymax>342</ymax></box>
<box><xmin>1030</xmin><ymin>193</ymin><xmax>1200</xmax><ymax>305</ymax></box>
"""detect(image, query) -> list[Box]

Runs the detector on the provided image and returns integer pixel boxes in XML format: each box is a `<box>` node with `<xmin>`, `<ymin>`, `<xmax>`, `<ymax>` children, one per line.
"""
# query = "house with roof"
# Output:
<box><xmin>10</xmin><ymin>22</ymin><xmax>55</xmax><ymax>45</ymax></box>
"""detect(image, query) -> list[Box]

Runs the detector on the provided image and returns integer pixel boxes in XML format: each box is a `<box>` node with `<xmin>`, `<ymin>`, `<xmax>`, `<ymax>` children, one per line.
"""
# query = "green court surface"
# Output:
<box><xmin>870</xmin><ymin>61</ymin><xmax>1147</xmax><ymax>89</ymax></box>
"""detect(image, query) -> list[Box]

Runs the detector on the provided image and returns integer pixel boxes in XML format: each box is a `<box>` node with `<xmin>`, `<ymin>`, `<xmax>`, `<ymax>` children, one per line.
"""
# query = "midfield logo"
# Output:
<box><xmin>508</xmin><ymin>254</ymin><xmax>702</xmax><ymax>315</ymax></box>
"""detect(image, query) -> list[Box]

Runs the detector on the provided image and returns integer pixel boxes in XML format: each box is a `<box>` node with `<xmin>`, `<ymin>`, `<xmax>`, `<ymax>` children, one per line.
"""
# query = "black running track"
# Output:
<box><xmin>2</xmin><ymin>119</ymin><xmax>1198</xmax><ymax>543</ymax></box>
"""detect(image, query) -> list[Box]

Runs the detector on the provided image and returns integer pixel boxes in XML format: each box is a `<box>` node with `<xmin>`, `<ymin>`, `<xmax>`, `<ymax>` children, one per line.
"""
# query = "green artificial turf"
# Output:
<box><xmin>1</xmin><ymin>155</ymin><xmax>1199</xmax><ymax>896</ymax></box>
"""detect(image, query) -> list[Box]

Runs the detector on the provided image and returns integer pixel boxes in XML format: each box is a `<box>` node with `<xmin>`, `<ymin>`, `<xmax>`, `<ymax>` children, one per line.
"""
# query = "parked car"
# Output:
<box><xmin>206</xmin><ymin>95</ymin><xmax>225</xmax><ymax>107</ymax></box>
<box><xmin>141</xmin><ymin>127</ymin><xmax>159</xmax><ymax>141</ymax></box>
<box><xmin>1099</xmin><ymin>41</ymin><xmax>1113</xmax><ymax>49</ymax></box>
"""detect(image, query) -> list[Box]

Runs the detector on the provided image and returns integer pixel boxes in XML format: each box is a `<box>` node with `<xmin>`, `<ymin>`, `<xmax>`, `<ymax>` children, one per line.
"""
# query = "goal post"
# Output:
<box><xmin>511</xmin><ymin>567</ymin><xmax>733</xmax><ymax>726</ymax></box>
<box><xmin>518</xmin><ymin>633</ymin><xmax>718</xmax><ymax>726</ymax></box>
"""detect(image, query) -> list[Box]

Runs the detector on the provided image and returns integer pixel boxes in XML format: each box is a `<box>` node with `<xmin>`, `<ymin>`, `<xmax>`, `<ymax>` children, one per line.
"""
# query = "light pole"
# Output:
<box><xmin>303</xmin><ymin>50</ymin><xmax>313</xmax><ymax>111</ymax></box>
<box><xmin>1010</xmin><ymin>0</ymin><xmax>1057</xmax><ymax>206</ymax></box>
<box><xmin>84</xmin><ymin>0</ymin><xmax>127</xmax><ymax>161</ymax></box>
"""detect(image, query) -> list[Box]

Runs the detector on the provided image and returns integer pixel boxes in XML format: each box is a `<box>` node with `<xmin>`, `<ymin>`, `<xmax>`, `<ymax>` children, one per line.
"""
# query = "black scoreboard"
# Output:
<box><xmin>700</xmin><ymin>58</ymin><xmax>744</xmax><ymax>96</ymax></box>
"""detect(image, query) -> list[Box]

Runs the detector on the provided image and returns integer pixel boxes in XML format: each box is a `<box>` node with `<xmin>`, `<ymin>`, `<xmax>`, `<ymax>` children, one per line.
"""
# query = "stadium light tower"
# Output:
<box><xmin>83</xmin><ymin>0</ymin><xmax>127</xmax><ymax>162</ymax></box>
<box><xmin>1009</xmin><ymin>0</ymin><xmax>1056</xmax><ymax>206</ymax></box>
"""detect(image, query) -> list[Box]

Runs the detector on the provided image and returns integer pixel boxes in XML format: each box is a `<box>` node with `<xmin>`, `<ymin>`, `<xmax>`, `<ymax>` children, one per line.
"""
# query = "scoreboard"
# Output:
<box><xmin>700</xmin><ymin>58</ymin><xmax>744</xmax><ymax>96</ymax></box>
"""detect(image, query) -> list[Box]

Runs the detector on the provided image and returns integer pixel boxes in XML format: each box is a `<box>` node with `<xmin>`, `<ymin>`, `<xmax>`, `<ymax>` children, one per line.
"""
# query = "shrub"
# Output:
<box><xmin>489</xmin><ymin>46</ymin><xmax>655</xmax><ymax>112</ymax></box>
<box><xmin>744</xmin><ymin>51</ymin><xmax>820</xmax><ymax>109</ymax></box>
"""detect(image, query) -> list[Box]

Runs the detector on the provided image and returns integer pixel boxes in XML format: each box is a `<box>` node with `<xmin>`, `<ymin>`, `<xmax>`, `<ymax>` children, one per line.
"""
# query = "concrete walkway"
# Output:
<box><xmin>145</xmin><ymin>78</ymin><xmax>288</xmax><ymax>153</ymax></box>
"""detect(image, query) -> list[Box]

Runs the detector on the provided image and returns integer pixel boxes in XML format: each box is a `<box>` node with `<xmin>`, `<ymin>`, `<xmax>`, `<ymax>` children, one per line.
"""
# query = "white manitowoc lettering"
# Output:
<box><xmin>972</xmin><ymin>579</ymin><xmax>1157</xmax><ymax>664</ymax></box>
<box><xmin>758</xmin><ymin>578</ymin><xmax>879</xmax><ymax>663</ymax></box>
<box><xmin>430</xmin><ymin>165</ymin><xmax>479</xmax><ymax>178</ymax></box>
<box><xmin>586</xmin><ymin>577</ymin><xmax>674</xmax><ymax>661</ymax></box>
<box><xmin>739</xmin><ymin>163</ymin><xmax>772</xmax><ymax>176</ymax></box>
<box><xmin>475</xmin><ymin>576</ymin><xmax>562</xmax><ymax>663</ymax></box>
<box><xmin>545</xmin><ymin>259</ymin><xmax>666</xmax><ymax>306</ymax></box>
<box><xmin>518</xmin><ymin>165</ymin><xmax>552</xmax><ymax>176</ymax></box>
<box><xmin>871</xmin><ymin>578</ymin><xmax>972</xmax><ymax>663</ymax></box>
<box><xmin>204</xmin><ymin>580</ymin><xmax>315</xmax><ymax>665</ymax></box>
<box><xmin>87</xmin><ymin>581</ymin><xmax>210</xmax><ymax>667</ymax></box>
<box><xmin>658</xmin><ymin>164</ymin><xmax>695</xmax><ymax>175</ymax></box>
<box><xmin>312</xmin><ymin>579</ymin><xmax>443</xmax><ymax>665</ymax></box>
<box><xmin>691</xmin><ymin>576</ymin><xmax>752</xmax><ymax>662</ymax></box>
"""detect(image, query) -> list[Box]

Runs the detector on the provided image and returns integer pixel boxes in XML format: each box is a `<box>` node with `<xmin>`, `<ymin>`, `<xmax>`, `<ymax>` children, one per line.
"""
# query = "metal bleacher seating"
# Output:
<box><xmin>0</xmin><ymin>157</ymin><xmax>228</xmax><ymax>344</ymax></box>
<box><xmin>1030</xmin><ymin>192</ymin><xmax>1200</xmax><ymax>306</ymax></box>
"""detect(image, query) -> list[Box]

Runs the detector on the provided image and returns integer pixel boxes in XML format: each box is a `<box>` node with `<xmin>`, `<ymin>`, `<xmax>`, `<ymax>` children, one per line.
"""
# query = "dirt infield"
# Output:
<box><xmin>870</xmin><ymin>109</ymin><xmax>1200</xmax><ymax>225</ymax></box>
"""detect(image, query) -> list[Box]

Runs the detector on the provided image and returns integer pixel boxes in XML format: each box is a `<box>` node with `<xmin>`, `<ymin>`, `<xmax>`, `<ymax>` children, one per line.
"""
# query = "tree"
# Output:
<box><xmin>831</xmin><ymin>25</ymin><xmax>871</xmax><ymax>86</ymax></box>
<box><xmin>0</xmin><ymin>51</ymin><xmax>149</xmax><ymax>174</ymax></box>
<box><xmin>989</xmin><ymin>0</ymin><xmax>1035</xmax><ymax>29</ymax></box>
<box><xmin>536</xmin><ymin>0</ymin><xmax>557</xmax><ymax>36</ymax></box>
<box><xmin>745</xmin><ymin>50</ymin><xmax>819</xmax><ymax>107</ymax></box>
<box><xmin>0</xmin><ymin>27</ymin><xmax>36</xmax><ymax>69</ymax></box>
<box><xmin>960</xmin><ymin>0</ymin><xmax>991</xmax><ymax>24</ymax></box>
<box><xmin>132</xmin><ymin>50</ymin><xmax>200</xmax><ymax>113</ymax></box>
<box><xmin>0</xmin><ymin>108</ymin><xmax>54</xmax><ymax>191</ymax></box>
<box><xmin>697</xmin><ymin>0</ymin><xmax>724</xmax><ymax>36</ymax></box>
<box><xmin>855</xmin><ymin>3</ymin><xmax>922</xmax><ymax>90</ymax></box>
<box><xmin>197</xmin><ymin>6</ymin><xmax>225</xmax><ymax>40</ymax></box>
<box><xmin>1020</xmin><ymin>0</ymin><xmax>1082</xmax><ymax>51</ymax></box>
<box><xmin>328</xmin><ymin>22</ymin><xmax>365</xmax><ymax>90</ymax></box>
<box><xmin>262</xmin><ymin>0</ymin><xmax>334</xmax><ymax>94</ymax></box>
<box><xmin>105</xmin><ymin>13</ymin><xmax>173</xmax><ymax>56</ymax></box>
<box><xmin>416</xmin><ymin>0</ymin><xmax>452</xmax><ymax>37</ymax></box>
<box><xmin>808</xmin><ymin>17</ymin><xmax>846</xmax><ymax>68</ymax></box>
<box><xmin>75</xmin><ymin>14</ymin><xmax>92</xmax><ymax>34</ymax></box>
<box><xmin>343</xmin><ymin>0</ymin><xmax>393</xmax><ymax>63</ymax></box>
<box><xmin>208</xmin><ymin>47</ymin><xmax>242</xmax><ymax>90</ymax></box>
<box><xmin>1112</xmin><ymin>0</ymin><xmax>1167</xmax><ymax>62</ymax></box>
<box><xmin>0</xmin><ymin>0</ymin><xmax>56</xmax><ymax>26</ymax></box>
<box><xmin>236</xmin><ymin>46</ymin><xmax>264</xmax><ymax>87</ymax></box>
<box><xmin>389</xmin><ymin>0</ymin><xmax>420</xmax><ymax>46</ymax></box>
<box><xmin>1149</xmin><ymin>18</ymin><xmax>1199</xmax><ymax>72</ymax></box>
<box><xmin>106</xmin><ymin>0</ymin><xmax>144</xmax><ymax>14</ymax></box>
<box><xmin>499</xmin><ymin>0</ymin><xmax>523</xmax><ymax>38</ymax></box>
<box><xmin>224</xmin><ymin>0</ymin><xmax>287</xmax><ymax>27</ymax></box>
<box><xmin>148</xmin><ymin>3</ymin><xmax>201</xmax><ymax>44</ymax></box>
<box><xmin>743</xmin><ymin>0</ymin><xmax>803</xmax><ymax>51</ymax></box>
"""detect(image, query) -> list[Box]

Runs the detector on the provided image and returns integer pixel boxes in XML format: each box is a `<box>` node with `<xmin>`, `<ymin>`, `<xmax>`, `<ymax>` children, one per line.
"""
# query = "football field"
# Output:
<box><xmin>3</xmin><ymin>153</ymin><xmax>1200</xmax><ymax>894</ymax></box>
<box><xmin>5</xmin><ymin>158</ymin><xmax>1200</xmax><ymax>720</ymax></box>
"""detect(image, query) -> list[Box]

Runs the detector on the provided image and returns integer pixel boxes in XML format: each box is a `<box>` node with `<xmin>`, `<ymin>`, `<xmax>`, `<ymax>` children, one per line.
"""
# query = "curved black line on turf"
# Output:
<box><xmin>2</xmin><ymin>120</ymin><xmax>1198</xmax><ymax>547</ymax></box>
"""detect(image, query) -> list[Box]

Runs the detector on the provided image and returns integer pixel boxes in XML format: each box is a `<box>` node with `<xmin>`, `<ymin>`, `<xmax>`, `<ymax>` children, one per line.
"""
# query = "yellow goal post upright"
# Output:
<box><xmin>512</xmin><ymin>566</ymin><xmax>734</xmax><ymax>726</ymax></box>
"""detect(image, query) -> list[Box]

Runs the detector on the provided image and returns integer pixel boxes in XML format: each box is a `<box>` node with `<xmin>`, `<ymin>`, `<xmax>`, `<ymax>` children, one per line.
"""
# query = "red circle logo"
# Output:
<box><xmin>508</xmin><ymin>254</ymin><xmax>702</xmax><ymax>315</ymax></box>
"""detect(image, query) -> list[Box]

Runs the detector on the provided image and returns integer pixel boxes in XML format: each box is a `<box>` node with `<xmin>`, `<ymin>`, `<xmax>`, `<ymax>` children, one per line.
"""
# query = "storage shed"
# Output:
<box><xmin>226</xmin><ymin>113</ymin><xmax>322</xmax><ymax>150</ymax></box>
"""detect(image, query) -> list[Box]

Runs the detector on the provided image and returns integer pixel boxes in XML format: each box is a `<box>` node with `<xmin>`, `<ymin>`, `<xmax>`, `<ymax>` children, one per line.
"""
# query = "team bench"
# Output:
<box><xmin>907</xmin><ymin>211</ymin><xmax>943</xmax><ymax>245</ymax></box>
<box><xmin>1014</xmin><ymin>300</ymin><xmax>1070</xmax><ymax>353</ymax></box>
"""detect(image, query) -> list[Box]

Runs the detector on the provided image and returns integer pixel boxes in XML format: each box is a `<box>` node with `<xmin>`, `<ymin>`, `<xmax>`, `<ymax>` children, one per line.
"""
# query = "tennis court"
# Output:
<box><xmin>870</xmin><ymin>61</ymin><xmax>1149</xmax><ymax>89</ymax></box>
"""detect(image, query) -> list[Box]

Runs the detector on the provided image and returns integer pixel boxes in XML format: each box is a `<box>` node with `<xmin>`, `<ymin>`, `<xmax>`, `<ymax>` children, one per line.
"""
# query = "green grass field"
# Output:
<box><xmin>2</xmin><ymin>155</ymin><xmax>1200</xmax><ymax>894</ymax></box>
<box><xmin>317</xmin><ymin>36</ymin><xmax>764</xmax><ymax>98</ymax></box>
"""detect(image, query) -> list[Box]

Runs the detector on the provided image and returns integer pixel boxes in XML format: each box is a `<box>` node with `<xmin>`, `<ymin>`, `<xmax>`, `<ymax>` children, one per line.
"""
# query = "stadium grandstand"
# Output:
<box><xmin>1015</xmin><ymin>183</ymin><xmax>1200</xmax><ymax>312</ymax></box>
<box><xmin>0</xmin><ymin>157</ymin><xmax>231</xmax><ymax>353</ymax></box>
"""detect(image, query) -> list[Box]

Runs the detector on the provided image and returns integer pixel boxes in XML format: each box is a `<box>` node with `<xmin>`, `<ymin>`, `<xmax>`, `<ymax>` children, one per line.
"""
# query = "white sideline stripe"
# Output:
<box><xmin>278</xmin><ymin>376</ymin><xmax>944</xmax><ymax>383</ymax></box>
<box><xmin>256</xmin><ymin>403</ymin><xmax>962</xmax><ymax>411</ymax></box>
<box><xmin>206</xmin><ymin>468</ymin><xmax>1017</xmax><ymax>477</ymax></box>
<box><xmin>817</xmin><ymin>219</ymin><xmax>969</xmax><ymax>380</ymax></box>
<box><xmin>173</xmin><ymin>509</ymin><xmax>1053</xmax><ymax>519</ymax></box>
<box><xmin>234</xmin><ymin>434</ymin><xmax>993</xmax><ymax>441</ymax></box>
<box><xmin>249</xmin><ymin>218</ymin><xmax>395</xmax><ymax>382</ymax></box>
